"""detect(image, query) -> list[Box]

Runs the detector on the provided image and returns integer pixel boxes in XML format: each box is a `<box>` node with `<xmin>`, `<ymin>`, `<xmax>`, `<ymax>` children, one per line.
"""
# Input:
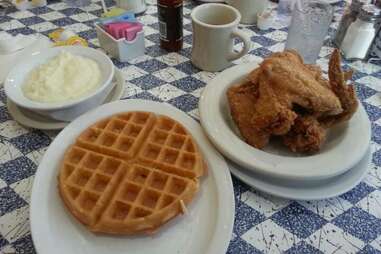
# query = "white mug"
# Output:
<box><xmin>226</xmin><ymin>0</ymin><xmax>269</xmax><ymax>24</ymax></box>
<box><xmin>116</xmin><ymin>0</ymin><xmax>146</xmax><ymax>14</ymax></box>
<box><xmin>191</xmin><ymin>3</ymin><xmax>251</xmax><ymax>72</ymax></box>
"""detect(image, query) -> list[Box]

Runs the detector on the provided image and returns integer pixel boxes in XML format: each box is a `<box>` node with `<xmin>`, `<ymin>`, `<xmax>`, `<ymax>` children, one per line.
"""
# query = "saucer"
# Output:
<box><xmin>229</xmin><ymin>148</ymin><xmax>371</xmax><ymax>200</ymax></box>
<box><xmin>199</xmin><ymin>62</ymin><xmax>371</xmax><ymax>182</ymax></box>
<box><xmin>7</xmin><ymin>70</ymin><xmax>125</xmax><ymax>130</ymax></box>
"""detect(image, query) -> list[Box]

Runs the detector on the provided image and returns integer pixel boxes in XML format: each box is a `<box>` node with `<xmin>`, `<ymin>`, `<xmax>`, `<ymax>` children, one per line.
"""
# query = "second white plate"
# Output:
<box><xmin>229</xmin><ymin>148</ymin><xmax>371</xmax><ymax>200</ymax></box>
<box><xmin>30</xmin><ymin>100</ymin><xmax>235</xmax><ymax>254</ymax></box>
<box><xmin>199</xmin><ymin>62</ymin><xmax>371</xmax><ymax>182</ymax></box>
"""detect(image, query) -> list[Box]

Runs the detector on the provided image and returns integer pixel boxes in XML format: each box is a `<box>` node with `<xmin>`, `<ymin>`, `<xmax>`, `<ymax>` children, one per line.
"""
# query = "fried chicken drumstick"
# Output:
<box><xmin>227</xmin><ymin>49</ymin><xmax>358</xmax><ymax>153</ymax></box>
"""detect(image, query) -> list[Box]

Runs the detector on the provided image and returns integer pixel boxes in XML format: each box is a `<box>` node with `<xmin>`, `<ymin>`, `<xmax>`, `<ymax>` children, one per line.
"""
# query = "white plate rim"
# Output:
<box><xmin>30</xmin><ymin>99</ymin><xmax>235</xmax><ymax>254</ymax></box>
<box><xmin>229</xmin><ymin>147</ymin><xmax>371</xmax><ymax>200</ymax></box>
<box><xmin>199</xmin><ymin>62</ymin><xmax>371</xmax><ymax>181</ymax></box>
<box><xmin>7</xmin><ymin>70</ymin><xmax>125</xmax><ymax>130</ymax></box>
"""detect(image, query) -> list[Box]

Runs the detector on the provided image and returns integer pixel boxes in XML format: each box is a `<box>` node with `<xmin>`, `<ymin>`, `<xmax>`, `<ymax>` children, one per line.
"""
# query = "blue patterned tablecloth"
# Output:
<box><xmin>0</xmin><ymin>0</ymin><xmax>381</xmax><ymax>253</ymax></box>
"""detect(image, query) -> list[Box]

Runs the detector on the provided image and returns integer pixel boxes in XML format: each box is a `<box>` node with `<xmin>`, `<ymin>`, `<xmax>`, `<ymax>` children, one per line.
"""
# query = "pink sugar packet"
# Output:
<box><xmin>105</xmin><ymin>22</ymin><xmax>143</xmax><ymax>41</ymax></box>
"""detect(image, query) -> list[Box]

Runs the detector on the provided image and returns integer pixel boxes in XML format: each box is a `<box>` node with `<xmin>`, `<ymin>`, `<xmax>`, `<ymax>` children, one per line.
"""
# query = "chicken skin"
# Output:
<box><xmin>282</xmin><ymin>49</ymin><xmax>359</xmax><ymax>153</ymax></box>
<box><xmin>227</xmin><ymin>49</ymin><xmax>358</xmax><ymax>153</ymax></box>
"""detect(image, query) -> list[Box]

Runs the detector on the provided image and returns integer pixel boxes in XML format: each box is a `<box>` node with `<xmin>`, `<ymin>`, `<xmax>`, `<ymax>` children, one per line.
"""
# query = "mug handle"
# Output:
<box><xmin>227</xmin><ymin>29</ymin><xmax>251</xmax><ymax>61</ymax></box>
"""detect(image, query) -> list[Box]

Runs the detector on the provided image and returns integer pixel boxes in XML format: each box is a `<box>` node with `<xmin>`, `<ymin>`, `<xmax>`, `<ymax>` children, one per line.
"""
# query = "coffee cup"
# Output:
<box><xmin>191</xmin><ymin>3</ymin><xmax>251</xmax><ymax>72</ymax></box>
<box><xmin>226</xmin><ymin>0</ymin><xmax>269</xmax><ymax>24</ymax></box>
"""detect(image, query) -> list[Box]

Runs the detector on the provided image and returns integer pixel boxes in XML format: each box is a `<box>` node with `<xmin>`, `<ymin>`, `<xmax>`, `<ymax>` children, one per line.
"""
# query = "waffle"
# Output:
<box><xmin>58</xmin><ymin>112</ymin><xmax>206</xmax><ymax>234</ymax></box>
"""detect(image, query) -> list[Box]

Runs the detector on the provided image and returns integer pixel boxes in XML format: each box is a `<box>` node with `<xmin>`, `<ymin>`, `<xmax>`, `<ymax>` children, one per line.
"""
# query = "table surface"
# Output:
<box><xmin>1</xmin><ymin>0</ymin><xmax>381</xmax><ymax>253</ymax></box>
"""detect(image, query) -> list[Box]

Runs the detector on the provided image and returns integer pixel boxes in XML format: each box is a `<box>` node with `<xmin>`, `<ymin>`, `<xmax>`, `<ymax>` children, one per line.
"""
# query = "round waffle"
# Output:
<box><xmin>58</xmin><ymin>112</ymin><xmax>207</xmax><ymax>234</ymax></box>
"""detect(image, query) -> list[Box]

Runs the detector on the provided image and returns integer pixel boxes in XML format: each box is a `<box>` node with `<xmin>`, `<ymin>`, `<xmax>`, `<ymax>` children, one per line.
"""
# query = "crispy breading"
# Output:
<box><xmin>227</xmin><ymin>81</ymin><xmax>271</xmax><ymax>148</ymax></box>
<box><xmin>227</xmin><ymin>49</ymin><xmax>358</xmax><ymax>153</ymax></box>
<box><xmin>320</xmin><ymin>49</ymin><xmax>359</xmax><ymax>127</ymax></box>
<box><xmin>283</xmin><ymin>116</ymin><xmax>327</xmax><ymax>153</ymax></box>
<box><xmin>259</xmin><ymin>50</ymin><xmax>343</xmax><ymax>116</ymax></box>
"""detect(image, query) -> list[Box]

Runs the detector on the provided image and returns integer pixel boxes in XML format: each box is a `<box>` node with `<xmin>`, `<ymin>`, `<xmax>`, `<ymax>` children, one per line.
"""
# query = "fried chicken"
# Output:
<box><xmin>258</xmin><ymin>50</ymin><xmax>342</xmax><ymax>116</ymax></box>
<box><xmin>283</xmin><ymin>49</ymin><xmax>359</xmax><ymax>153</ymax></box>
<box><xmin>228</xmin><ymin>66</ymin><xmax>298</xmax><ymax>149</ymax></box>
<box><xmin>320</xmin><ymin>49</ymin><xmax>359</xmax><ymax>127</ymax></box>
<box><xmin>227</xmin><ymin>81</ymin><xmax>270</xmax><ymax>148</ymax></box>
<box><xmin>283</xmin><ymin>115</ymin><xmax>327</xmax><ymax>153</ymax></box>
<box><xmin>227</xmin><ymin>49</ymin><xmax>358</xmax><ymax>153</ymax></box>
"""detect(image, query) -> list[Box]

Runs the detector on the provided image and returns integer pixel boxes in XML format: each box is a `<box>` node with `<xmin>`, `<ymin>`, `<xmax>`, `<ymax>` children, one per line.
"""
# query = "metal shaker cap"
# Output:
<box><xmin>375</xmin><ymin>0</ymin><xmax>381</xmax><ymax>8</ymax></box>
<box><xmin>359</xmin><ymin>4</ymin><xmax>381</xmax><ymax>21</ymax></box>
<box><xmin>351</xmin><ymin>0</ymin><xmax>372</xmax><ymax>12</ymax></box>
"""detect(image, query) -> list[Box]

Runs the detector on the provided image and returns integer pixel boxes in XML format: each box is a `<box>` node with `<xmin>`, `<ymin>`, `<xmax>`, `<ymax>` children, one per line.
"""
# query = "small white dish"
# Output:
<box><xmin>229</xmin><ymin>148</ymin><xmax>371</xmax><ymax>200</ymax></box>
<box><xmin>195</xmin><ymin>0</ymin><xmax>224</xmax><ymax>2</ymax></box>
<box><xmin>257</xmin><ymin>10</ymin><xmax>275</xmax><ymax>30</ymax></box>
<box><xmin>199</xmin><ymin>62</ymin><xmax>371</xmax><ymax>182</ymax></box>
<box><xmin>0</xmin><ymin>34</ymin><xmax>36</xmax><ymax>54</ymax></box>
<box><xmin>30</xmin><ymin>100</ymin><xmax>234</xmax><ymax>254</ymax></box>
<box><xmin>7</xmin><ymin>70</ymin><xmax>125</xmax><ymax>130</ymax></box>
<box><xmin>4</xmin><ymin>46</ymin><xmax>114</xmax><ymax>122</ymax></box>
<box><xmin>325</xmin><ymin>0</ymin><xmax>341</xmax><ymax>4</ymax></box>
<box><xmin>0</xmin><ymin>35</ymin><xmax>52</xmax><ymax>85</ymax></box>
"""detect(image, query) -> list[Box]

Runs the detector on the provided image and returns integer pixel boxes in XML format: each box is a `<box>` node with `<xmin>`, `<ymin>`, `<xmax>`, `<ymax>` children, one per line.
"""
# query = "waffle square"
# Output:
<box><xmin>58</xmin><ymin>112</ymin><xmax>206</xmax><ymax>234</ymax></box>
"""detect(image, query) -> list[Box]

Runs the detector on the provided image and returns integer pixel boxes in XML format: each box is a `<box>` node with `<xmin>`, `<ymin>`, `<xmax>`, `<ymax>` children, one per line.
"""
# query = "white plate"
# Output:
<box><xmin>7</xmin><ymin>70</ymin><xmax>125</xmax><ymax>130</ymax></box>
<box><xmin>30</xmin><ymin>100</ymin><xmax>234</xmax><ymax>254</ymax></box>
<box><xmin>199</xmin><ymin>62</ymin><xmax>371</xmax><ymax>181</ymax></box>
<box><xmin>229</xmin><ymin>148</ymin><xmax>371</xmax><ymax>200</ymax></box>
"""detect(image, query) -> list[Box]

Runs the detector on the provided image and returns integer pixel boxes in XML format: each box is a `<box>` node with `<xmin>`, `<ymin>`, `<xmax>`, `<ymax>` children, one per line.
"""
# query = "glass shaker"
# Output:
<box><xmin>285</xmin><ymin>0</ymin><xmax>333</xmax><ymax>64</ymax></box>
<box><xmin>341</xmin><ymin>4</ymin><xmax>381</xmax><ymax>60</ymax></box>
<box><xmin>334</xmin><ymin>0</ymin><xmax>372</xmax><ymax>47</ymax></box>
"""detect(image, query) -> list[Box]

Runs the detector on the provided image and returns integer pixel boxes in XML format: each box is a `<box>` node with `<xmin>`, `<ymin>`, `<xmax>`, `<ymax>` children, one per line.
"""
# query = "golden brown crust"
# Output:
<box><xmin>58</xmin><ymin>112</ymin><xmax>206</xmax><ymax>235</ymax></box>
<box><xmin>227</xmin><ymin>49</ymin><xmax>358</xmax><ymax>153</ymax></box>
<box><xmin>321</xmin><ymin>49</ymin><xmax>359</xmax><ymax>127</ymax></box>
<box><xmin>282</xmin><ymin>116</ymin><xmax>327</xmax><ymax>153</ymax></box>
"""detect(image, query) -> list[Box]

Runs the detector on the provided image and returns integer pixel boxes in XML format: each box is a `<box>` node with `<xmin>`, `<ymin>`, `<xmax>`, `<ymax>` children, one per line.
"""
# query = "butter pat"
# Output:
<box><xmin>22</xmin><ymin>52</ymin><xmax>102</xmax><ymax>103</ymax></box>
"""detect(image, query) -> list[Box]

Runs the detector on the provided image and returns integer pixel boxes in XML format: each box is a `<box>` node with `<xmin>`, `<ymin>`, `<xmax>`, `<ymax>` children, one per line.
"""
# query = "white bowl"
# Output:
<box><xmin>4</xmin><ymin>46</ymin><xmax>115</xmax><ymax>121</ymax></box>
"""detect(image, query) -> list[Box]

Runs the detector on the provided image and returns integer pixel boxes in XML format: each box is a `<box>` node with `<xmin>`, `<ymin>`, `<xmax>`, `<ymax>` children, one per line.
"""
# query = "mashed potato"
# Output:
<box><xmin>22</xmin><ymin>51</ymin><xmax>102</xmax><ymax>103</ymax></box>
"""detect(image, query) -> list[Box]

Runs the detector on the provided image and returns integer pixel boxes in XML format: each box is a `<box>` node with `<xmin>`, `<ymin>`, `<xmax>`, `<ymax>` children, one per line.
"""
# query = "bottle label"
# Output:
<box><xmin>158</xmin><ymin>3</ymin><xmax>183</xmax><ymax>42</ymax></box>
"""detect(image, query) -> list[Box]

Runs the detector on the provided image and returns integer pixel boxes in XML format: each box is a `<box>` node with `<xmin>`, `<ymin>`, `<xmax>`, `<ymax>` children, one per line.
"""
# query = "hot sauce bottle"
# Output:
<box><xmin>158</xmin><ymin>0</ymin><xmax>183</xmax><ymax>52</ymax></box>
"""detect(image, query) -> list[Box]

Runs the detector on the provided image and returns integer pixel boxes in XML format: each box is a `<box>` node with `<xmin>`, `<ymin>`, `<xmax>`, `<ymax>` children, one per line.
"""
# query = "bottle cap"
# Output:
<box><xmin>351</xmin><ymin>0</ymin><xmax>372</xmax><ymax>12</ymax></box>
<box><xmin>375</xmin><ymin>0</ymin><xmax>381</xmax><ymax>8</ymax></box>
<box><xmin>359</xmin><ymin>4</ymin><xmax>381</xmax><ymax>21</ymax></box>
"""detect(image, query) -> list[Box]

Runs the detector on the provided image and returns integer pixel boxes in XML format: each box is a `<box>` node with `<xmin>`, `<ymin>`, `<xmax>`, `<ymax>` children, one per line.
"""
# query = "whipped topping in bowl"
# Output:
<box><xmin>22</xmin><ymin>51</ymin><xmax>102</xmax><ymax>103</ymax></box>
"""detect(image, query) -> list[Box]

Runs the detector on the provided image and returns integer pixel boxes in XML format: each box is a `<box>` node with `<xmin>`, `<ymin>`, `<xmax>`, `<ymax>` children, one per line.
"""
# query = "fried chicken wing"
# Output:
<box><xmin>283</xmin><ymin>116</ymin><xmax>327</xmax><ymax>153</ymax></box>
<box><xmin>320</xmin><ymin>49</ymin><xmax>359</xmax><ymax>127</ymax></box>
<box><xmin>259</xmin><ymin>50</ymin><xmax>343</xmax><ymax>116</ymax></box>
<box><xmin>227</xmin><ymin>81</ymin><xmax>270</xmax><ymax>148</ymax></box>
<box><xmin>227</xmin><ymin>49</ymin><xmax>358</xmax><ymax>153</ymax></box>
<box><xmin>228</xmin><ymin>73</ymin><xmax>298</xmax><ymax>149</ymax></box>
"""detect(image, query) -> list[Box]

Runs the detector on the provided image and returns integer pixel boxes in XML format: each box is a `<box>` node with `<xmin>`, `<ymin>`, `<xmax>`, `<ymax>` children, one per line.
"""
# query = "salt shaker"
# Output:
<box><xmin>341</xmin><ymin>4</ymin><xmax>381</xmax><ymax>60</ymax></box>
<box><xmin>334</xmin><ymin>0</ymin><xmax>372</xmax><ymax>47</ymax></box>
